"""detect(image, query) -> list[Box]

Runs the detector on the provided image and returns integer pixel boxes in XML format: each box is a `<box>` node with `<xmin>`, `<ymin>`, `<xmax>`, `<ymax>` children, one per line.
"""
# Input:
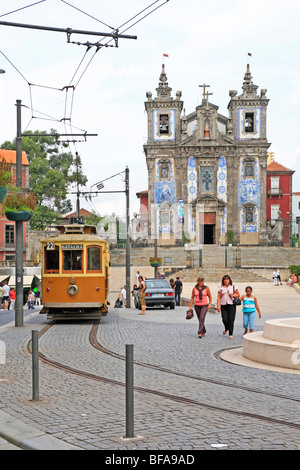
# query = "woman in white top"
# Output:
<box><xmin>217</xmin><ymin>275</ymin><xmax>240</xmax><ymax>338</ymax></box>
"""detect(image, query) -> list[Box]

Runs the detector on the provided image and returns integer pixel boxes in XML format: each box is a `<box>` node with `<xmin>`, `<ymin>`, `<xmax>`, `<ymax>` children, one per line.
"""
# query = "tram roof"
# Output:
<box><xmin>41</xmin><ymin>224</ymin><xmax>109</xmax><ymax>244</ymax></box>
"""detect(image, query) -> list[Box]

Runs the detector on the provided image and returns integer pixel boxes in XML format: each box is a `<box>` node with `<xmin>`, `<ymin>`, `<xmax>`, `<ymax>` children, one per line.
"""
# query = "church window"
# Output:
<box><xmin>244</xmin><ymin>112</ymin><xmax>254</xmax><ymax>133</ymax></box>
<box><xmin>160</xmin><ymin>162</ymin><xmax>170</xmax><ymax>180</ymax></box>
<box><xmin>270</xmin><ymin>177</ymin><xmax>280</xmax><ymax>196</ymax></box>
<box><xmin>270</xmin><ymin>204</ymin><xmax>280</xmax><ymax>226</ymax></box>
<box><xmin>160</xmin><ymin>211</ymin><xmax>170</xmax><ymax>225</ymax></box>
<box><xmin>245</xmin><ymin>164</ymin><xmax>254</xmax><ymax>177</ymax></box>
<box><xmin>159</xmin><ymin>114</ymin><xmax>169</xmax><ymax>134</ymax></box>
<box><xmin>245</xmin><ymin>209</ymin><xmax>254</xmax><ymax>224</ymax></box>
<box><xmin>200</xmin><ymin>166</ymin><xmax>214</xmax><ymax>193</ymax></box>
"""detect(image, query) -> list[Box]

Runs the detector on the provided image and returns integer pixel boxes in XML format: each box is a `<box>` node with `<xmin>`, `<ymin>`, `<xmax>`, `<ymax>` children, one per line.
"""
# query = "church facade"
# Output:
<box><xmin>143</xmin><ymin>64</ymin><xmax>270</xmax><ymax>246</ymax></box>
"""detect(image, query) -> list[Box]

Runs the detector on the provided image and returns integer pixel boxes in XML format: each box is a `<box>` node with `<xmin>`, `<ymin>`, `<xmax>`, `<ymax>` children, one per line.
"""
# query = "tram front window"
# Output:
<box><xmin>44</xmin><ymin>246</ymin><xmax>59</xmax><ymax>273</ymax></box>
<box><xmin>63</xmin><ymin>250</ymin><xmax>83</xmax><ymax>271</ymax></box>
<box><xmin>87</xmin><ymin>246</ymin><xmax>101</xmax><ymax>272</ymax></box>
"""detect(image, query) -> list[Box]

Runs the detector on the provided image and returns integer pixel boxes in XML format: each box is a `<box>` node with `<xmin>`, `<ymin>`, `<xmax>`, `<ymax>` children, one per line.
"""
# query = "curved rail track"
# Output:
<box><xmin>27</xmin><ymin>320</ymin><xmax>300</xmax><ymax>432</ymax></box>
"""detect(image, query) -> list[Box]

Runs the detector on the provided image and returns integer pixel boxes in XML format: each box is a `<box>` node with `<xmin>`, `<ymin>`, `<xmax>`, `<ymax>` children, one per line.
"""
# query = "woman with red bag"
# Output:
<box><xmin>189</xmin><ymin>276</ymin><xmax>212</xmax><ymax>338</ymax></box>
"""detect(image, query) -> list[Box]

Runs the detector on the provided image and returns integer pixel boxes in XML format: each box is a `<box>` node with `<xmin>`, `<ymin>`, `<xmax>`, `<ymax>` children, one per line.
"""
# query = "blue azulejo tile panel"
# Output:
<box><xmin>187</xmin><ymin>156</ymin><xmax>197</xmax><ymax>203</ymax></box>
<box><xmin>154</xmin><ymin>182</ymin><xmax>176</xmax><ymax>205</ymax></box>
<box><xmin>217</xmin><ymin>156</ymin><xmax>227</xmax><ymax>235</ymax></box>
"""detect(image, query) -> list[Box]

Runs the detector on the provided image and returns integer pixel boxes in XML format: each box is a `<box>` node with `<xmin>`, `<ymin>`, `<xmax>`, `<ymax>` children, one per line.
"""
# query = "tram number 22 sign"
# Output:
<box><xmin>46</xmin><ymin>242</ymin><xmax>55</xmax><ymax>250</ymax></box>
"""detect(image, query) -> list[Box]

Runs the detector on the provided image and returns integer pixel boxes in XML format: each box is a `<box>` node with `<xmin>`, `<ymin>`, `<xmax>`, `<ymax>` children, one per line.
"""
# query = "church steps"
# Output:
<box><xmin>166</xmin><ymin>267</ymin><xmax>269</xmax><ymax>283</ymax></box>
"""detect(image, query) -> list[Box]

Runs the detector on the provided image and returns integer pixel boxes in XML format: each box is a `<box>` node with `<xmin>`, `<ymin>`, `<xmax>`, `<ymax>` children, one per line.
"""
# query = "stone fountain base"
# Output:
<box><xmin>243</xmin><ymin>318</ymin><xmax>300</xmax><ymax>371</ymax></box>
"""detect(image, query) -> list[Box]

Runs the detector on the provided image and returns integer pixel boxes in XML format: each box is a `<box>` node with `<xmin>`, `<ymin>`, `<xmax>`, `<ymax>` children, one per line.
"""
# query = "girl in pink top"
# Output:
<box><xmin>189</xmin><ymin>276</ymin><xmax>212</xmax><ymax>338</ymax></box>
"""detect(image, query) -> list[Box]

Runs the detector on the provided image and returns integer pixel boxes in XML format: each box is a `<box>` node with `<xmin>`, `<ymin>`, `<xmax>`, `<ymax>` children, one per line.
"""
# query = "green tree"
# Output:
<box><xmin>1</xmin><ymin>129</ymin><xmax>88</xmax><ymax>229</ymax></box>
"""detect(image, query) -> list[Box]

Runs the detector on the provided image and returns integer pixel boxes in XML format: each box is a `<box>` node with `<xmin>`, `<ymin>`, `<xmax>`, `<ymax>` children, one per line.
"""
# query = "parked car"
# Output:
<box><xmin>134</xmin><ymin>278</ymin><xmax>175</xmax><ymax>309</ymax></box>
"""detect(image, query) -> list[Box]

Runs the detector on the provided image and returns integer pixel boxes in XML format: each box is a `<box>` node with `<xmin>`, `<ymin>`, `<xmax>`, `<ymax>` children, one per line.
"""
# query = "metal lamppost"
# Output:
<box><xmin>78</xmin><ymin>167</ymin><xmax>131</xmax><ymax>307</ymax></box>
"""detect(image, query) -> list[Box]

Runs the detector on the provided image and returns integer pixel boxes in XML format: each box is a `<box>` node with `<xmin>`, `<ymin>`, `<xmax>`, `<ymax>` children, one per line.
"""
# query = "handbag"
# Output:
<box><xmin>232</xmin><ymin>286</ymin><xmax>241</xmax><ymax>306</ymax></box>
<box><xmin>186</xmin><ymin>308</ymin><xmax>194</xmax><ymax>319</ymax></box>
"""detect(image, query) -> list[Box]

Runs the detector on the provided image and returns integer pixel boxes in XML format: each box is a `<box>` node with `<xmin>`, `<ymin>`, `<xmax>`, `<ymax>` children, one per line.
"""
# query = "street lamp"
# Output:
<box><xmin>0</xmin><ymin>69</ymin><xmax>5</xmax><ymax>74</ymax></box>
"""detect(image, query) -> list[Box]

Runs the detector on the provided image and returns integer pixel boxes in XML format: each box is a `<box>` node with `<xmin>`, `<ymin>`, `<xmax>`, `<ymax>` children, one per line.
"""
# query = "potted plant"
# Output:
<box><xmin>2</xmin><ymin>187</ymin><xmax>36</xmax><ymax>221</ymax></box>
<box><xmin>0</xmin><ymin>157</ymin><xmax>15</xmax><ymax>202</ymax></box>
<box><xmin>226</xmin><ymin>230</ymin><xmax>235</xmax><ymax>246</ymax></box>
<box><xmin>149</xmin><ymin>256</ymin><xmax>163</xmax><ymax>268</ymax></box>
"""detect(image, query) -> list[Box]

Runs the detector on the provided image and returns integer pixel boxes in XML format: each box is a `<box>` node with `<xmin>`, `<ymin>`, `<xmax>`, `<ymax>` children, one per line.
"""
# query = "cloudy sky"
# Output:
<box><xmin>0</xmin><ymin>0</ymin><xmax>299</xmax><ymax>219</ymax></box>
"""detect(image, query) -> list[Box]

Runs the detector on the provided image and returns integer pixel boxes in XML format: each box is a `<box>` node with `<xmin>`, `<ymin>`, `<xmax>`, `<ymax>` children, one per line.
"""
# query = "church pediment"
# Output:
<box><xmin>192</xmin><ymin>194</ymin><xmax>226</xmax><ymax>207</ymax></box>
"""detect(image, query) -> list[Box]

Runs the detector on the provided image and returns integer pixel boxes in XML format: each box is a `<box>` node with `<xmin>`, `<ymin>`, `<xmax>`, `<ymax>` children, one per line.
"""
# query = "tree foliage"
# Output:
<box><xmin>1</xmin><ymin>129</ymin><xmax>88</xmax><ymax>229</ymax></box>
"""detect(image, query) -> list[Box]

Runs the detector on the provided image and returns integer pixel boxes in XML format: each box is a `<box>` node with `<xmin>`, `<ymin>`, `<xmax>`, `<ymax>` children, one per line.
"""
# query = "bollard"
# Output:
<box><xmin>32</xmin><ymin>330</ymin><xmax>39</xmax><ymax>401</ymax></box>
<box><xmin>125</xmin><ymin>344</ymin><xmax>134</xmax><ymax>438</ymax></box>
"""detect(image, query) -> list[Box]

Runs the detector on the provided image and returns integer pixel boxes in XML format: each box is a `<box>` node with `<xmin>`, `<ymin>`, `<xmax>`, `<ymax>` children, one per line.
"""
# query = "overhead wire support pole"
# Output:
<box><xmin>15</xmin><ymin>99</ymin><xmax>24</xmax><ymax>327</ymax></box>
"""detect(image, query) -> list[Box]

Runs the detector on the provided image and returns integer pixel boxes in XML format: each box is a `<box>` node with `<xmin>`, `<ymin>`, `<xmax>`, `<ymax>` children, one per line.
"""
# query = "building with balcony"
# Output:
<box><xmin>266</xmin><ymin>159</ymin><xmax>294</xmax><ymax>245</ymax></box>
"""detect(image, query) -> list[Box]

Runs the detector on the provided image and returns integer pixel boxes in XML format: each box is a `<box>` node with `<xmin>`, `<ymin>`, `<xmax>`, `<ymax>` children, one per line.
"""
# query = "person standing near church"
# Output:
<box><xmin>240</xmin><ymin>286</ymin><xmax>261</xmax><ymax>334</ymax></box>
<box><xmin>2</xmin><ymin>281</ymin><xmax>10</xmax><ymax>310</ymax></box>
<box><xmin>174</xmin><ymin>277</ymin><xmax>183</xmax><ymax>306</ymax></box>
<box><xmin>189</xmin><ymin>276</ymin><xmax>212</xmax><ymax>338</ymax></box>
<box><xmin>217</xmin><ymin>275</ymin><xmax>240</xmax><ymax>339</ymax></box>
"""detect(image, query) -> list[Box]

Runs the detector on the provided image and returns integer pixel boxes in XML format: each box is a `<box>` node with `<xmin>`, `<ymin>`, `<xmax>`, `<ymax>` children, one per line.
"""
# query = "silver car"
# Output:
<box><xmin>134</xmin><ymin>278</ymin><xmax>175</xmax><ymax>309</ymax></box>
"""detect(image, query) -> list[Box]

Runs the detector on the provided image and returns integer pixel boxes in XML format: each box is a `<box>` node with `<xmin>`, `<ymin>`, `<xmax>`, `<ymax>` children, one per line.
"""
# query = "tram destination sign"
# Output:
<box><xmin>61</xmin><ymin>244</ymin><xmax>83</xmax><ymax>250</ymax></box>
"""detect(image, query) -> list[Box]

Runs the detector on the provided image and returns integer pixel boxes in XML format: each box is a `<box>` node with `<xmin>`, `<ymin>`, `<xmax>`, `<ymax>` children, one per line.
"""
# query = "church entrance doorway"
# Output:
<box><xmin>204</xmin><ymin>224</ymin><xmax>215</xmax><ymax>244</ymax></box>
<box><xmin>199</xmin><ymin>212</ymin><xmax>216</xmax><ymax>244</ymax></box>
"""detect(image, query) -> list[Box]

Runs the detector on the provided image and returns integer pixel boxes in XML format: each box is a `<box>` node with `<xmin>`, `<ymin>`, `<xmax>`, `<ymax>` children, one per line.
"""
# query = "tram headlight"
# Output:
<box><xmin>67</xmin><ymin>284</ymin><xmax>79</xmax><ymax>296</ymax></box>
<box><xmin>96</xmin><ymin>287</ymin><xmax>100</xmax><ymax>291</ymax></box>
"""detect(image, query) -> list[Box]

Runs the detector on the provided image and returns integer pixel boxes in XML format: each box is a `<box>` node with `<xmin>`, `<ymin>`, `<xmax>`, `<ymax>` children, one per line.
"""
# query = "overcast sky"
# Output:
<box><xmin>0</xmin><ymin>0</ymin><xmax>299</xmax><ymax>219</ymax></box>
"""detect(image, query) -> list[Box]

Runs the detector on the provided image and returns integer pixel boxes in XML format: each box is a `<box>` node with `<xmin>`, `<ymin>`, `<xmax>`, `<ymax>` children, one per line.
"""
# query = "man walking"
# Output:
<box><xmin>174</xmin><ymin>277</ymin><xmax>183</xmax><ymax>306</ymax></box>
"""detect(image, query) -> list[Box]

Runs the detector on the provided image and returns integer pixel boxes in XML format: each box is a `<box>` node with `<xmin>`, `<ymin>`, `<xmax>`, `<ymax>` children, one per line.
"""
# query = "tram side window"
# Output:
<box><xmin>44</xmin><ymin>246</ymin><xmax>59</xmax><ymax>273</ymax></box>
<box><xmin>63</xmin><ymin>250</ymin><xmax>83</xmax><ymax>271</ymax></box>
<box><xmin>87</xmin><ymin>246</ymin><xmax>101</xmax><ymax>272</ymax></box>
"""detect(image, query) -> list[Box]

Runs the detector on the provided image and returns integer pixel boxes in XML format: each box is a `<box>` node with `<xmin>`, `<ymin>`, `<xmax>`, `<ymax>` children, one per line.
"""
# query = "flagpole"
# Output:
<box><xmin>162</xmin><ymin>53</ymin><xmax>169</xmax><ymax>65</ymax></box>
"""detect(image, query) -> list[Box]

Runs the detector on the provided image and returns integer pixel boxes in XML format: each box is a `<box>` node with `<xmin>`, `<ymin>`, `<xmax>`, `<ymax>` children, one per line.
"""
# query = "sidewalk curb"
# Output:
<box><xmin>0</xmin><ymin>313</ymin><xmax>82</xmax><ymax>450</ymax></box>
<box><xmin>0</xmin><ymin>410</ymin><xmax>81</xmax><ymax>450</ymax></box>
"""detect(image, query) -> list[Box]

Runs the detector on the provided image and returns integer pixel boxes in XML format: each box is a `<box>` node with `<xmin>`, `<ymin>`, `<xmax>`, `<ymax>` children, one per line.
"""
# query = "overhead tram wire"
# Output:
<box><xmin>65</xmin><ymin>0</ymin><xmax>170</xmax><ymax>90</ymax></box>
<box><xmin>0</xmin><ymin>0</ymin><xmax>170</xmax><ymax>149</ymax></box>
<box><xmin>60</xmin><ymin>0</ymin><xmax>170</xmax><ymax>155</ymax></box>
<box><xmin>0</xmin><ymin>0</ymin><xmax>46</xmax><ymax>19</ymax></box>
<box><xmin>60</xmin><ymin>0</ymin><xmax>115</xmax><ymax>30</ymax></box>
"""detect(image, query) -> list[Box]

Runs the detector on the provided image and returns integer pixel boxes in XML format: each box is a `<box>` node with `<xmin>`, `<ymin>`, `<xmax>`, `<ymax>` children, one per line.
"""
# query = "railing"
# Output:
<box><xmin>267</xmin><ymin>187</ymin><xmax>283</xmax><ymax>197</ymax></box>
<box><xmin>0</xmin><ymin>259</ymin><xmax>38</xmax><ymax>267</ymax></box>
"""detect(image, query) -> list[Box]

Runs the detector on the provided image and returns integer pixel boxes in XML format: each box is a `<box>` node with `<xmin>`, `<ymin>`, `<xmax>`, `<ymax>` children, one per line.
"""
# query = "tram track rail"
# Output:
<box><xmin>89</xmin><ymin>320</ymin><xmax>300</xmax><ymax>404</ymax></box>
<box><xmin>26</xmin><ymin>320</ymin><xmax>300</xmax><ymax>432</ymax></box>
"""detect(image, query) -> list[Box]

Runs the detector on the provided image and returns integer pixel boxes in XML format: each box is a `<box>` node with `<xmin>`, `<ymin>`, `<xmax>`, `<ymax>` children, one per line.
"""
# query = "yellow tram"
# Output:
<box><xmin>40</xmin><ymin>223</ymin><xmax>110</xmax><ymax>320</ymax></box>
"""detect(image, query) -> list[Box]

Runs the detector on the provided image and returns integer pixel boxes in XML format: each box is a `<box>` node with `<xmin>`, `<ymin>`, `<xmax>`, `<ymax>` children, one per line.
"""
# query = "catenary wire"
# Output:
<box><xmin>0</xmin><ymin>0</ymin><xmax>46</xmax><ymax>18</ymax></box>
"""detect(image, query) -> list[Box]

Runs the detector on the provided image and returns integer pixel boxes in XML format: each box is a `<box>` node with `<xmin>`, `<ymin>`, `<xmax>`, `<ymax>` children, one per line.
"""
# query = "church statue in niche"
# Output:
<box><xmin>204</xmin><ymin>118</ymin><xmax>210</xmax><ymax>139</ymax></box>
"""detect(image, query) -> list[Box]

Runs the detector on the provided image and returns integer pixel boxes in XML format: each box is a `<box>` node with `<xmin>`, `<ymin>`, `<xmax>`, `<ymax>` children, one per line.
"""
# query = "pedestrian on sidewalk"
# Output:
<box><xmin>27</xmin><ymin>290</ymin><xmax>35</xmax><ymax>310</ymax></box>
<box><xmin>274</xmin><ymin>268</ymin><xmax>283</xmax><ymax>285</ymax></box>
<box><xmin>2</xmin><ymin>281</ymin><xmax>10</xmax><ymax>310</ymax></box>
<box><xmin>9</xmin><ymin>288</ymin><xmax>15</xmax><ymax>310</ymax></box>
<box><xmin>189</xmin><ymin>276</ymin><xmax>212</xmax><ymax>338</ymax></box>
<box><xmin>273</xmin><ymin>268</ymin><xmax>280</xmax><ymax>286</ymax></box>
<box><xmin>174</xmin><ymin>276</ymin><xmax>183</xmax><ymax>306</ymax></box>
<box><xmin>217</xmin><ymin>274</ymin><xmax>240</xmax><ymax>339</ymax></box>
<box><xmin>121</xmin><ymin>285</ymin><xmax>126</xmax><ymax>306</ymax></box>
<box><xmin>138</xmin><ymin>275</ymin><xmax>146</xmax><ymax>315</ymax></box>
<box><xmin>240</xmin><ymin>286</ymin><xmax>261</xmax><ymax>335</ymax></box>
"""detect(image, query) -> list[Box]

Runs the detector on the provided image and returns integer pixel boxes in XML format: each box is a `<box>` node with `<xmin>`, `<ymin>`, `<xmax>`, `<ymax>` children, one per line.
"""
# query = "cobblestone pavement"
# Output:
<box><xmin>0</xmin><ymin>283</ymin><xmax>299</xmax><ymax>451</ymax></box>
